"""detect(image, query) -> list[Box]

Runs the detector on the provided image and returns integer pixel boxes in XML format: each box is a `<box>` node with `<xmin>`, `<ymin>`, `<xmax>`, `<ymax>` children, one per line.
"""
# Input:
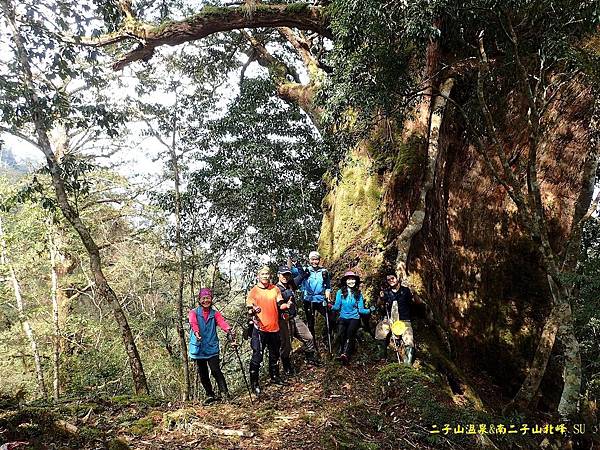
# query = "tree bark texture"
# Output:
<box><xmin>48</xmin><ymin>221</ymin><xmax>61</xmax><ymax>401</ymax></box>
<box><xmin>394</xmin><ymin>77</ymin><xmax>454</xmax><ymax>277</ymax></box>
<box><xmin>105</xmin><ymin>5</ymin><xmax>330</xmax><ymax>70</ymax></box>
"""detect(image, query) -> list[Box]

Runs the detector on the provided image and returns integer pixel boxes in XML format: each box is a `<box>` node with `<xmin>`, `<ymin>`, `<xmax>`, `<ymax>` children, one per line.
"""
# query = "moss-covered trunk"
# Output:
<box><xmin>317</xmin><ymin>71</ymin><xmax>596</xmax><ymax>414</ymax></box>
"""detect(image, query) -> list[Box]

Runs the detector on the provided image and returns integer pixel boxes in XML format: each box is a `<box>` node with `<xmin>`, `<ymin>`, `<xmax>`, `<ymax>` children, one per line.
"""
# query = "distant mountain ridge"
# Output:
<box><xmin>0</xmin><ymin>148</ymin><xmax>33</xmax><ymax>174</ymax></box>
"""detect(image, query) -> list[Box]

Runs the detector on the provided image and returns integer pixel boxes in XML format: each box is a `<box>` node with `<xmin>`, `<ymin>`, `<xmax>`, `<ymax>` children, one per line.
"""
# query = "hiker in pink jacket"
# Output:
<box><xmin>188</xmin><ymin>287</ymin><xmax>234</xmax><ymax>404</ymax></box>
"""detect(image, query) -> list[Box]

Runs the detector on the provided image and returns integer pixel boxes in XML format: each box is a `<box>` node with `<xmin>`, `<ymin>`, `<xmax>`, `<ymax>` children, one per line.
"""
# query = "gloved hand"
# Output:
<box><xmin>227</xmin><ymin>331</ymin><xmax>238</xmax><ymax>347</ymax></box>
<box><xmin>369</xmin><ymin>305</ymin><xmax>376</xmax><ymax>313</ymax></box>
<box><xmin>247</xmin><ymin>305</ymin><xmax>261</xmax><ymax>317</ymax></box>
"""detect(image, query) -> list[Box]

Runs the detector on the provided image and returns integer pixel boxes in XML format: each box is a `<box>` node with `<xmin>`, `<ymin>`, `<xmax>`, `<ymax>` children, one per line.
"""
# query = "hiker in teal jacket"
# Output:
<box><xmin>189</xmin><ymin>288</ymin><xmax>234</xmax><ymax>404</ymax></box>
<box><xmin>332</xmin><ymin>271</ymin><xmax>370</xmax><ymax>365</ymax></box>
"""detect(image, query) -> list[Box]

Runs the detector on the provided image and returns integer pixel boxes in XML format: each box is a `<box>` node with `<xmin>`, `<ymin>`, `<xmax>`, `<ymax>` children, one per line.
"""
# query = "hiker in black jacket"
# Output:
<box><xmin>277</xmin><ymin>262</ymin><xmax>320</xmax><ymax>375</ymax></box>
<box><xmin>376</xmin><ymin>272</ymin><xmax>424</xmax><ymax>365</ymax></box>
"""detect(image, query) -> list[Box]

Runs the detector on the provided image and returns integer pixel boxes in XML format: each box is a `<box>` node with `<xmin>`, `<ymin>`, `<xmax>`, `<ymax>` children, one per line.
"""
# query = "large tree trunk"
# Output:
<box><xmin>0</xmin><ymin>218</ymin><xmax>48</xmax><ymax>400</ymax></box>
<box><xmin>504</xmin><ymin>300</ymin><xmax>560</xmax><ymax>413</ymax></box>
<box><xmin>557</xmin><ymin>311</ymin><xmax>582</xmax><ymax>419</ymax></box>
<box><xmin>395</xmin><ymin>77</ymin><xmax>454</xmax><ymax>276</ymax></box>
<box><xmin>1</xmin><ymin>0</ymin><xmax>149</xmax><ymax>395</ymax></box>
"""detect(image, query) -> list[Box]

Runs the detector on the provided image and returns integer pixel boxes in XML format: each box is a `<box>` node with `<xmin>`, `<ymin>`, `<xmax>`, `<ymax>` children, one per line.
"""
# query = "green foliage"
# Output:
<box><xmin>0</xmin><ymin>0</ymin><xmax>128</xmax><ymax>156</ymax></box>
<box><xmin>321</xmin><ymin>0</ymin><xmax>600</xmax><ymax>150</ymax></box>
<box><xmin>320</xmin><ymin>0</ymin><xmax>440</xmax><ymax>144</ymax></box>
<box><xmin>564</xmin><ymin>219</ymin><xmax>600</xmax><ymax>409</ymax></box>
<box><xmin>285</xmin><ymin>3</ymin><xmax>310</xmax><ymax>13</ymax></box>
<box><xmin>185</xmin><ymin>76</ymin><xmax>330</xmax><ymax>263</ymax></box>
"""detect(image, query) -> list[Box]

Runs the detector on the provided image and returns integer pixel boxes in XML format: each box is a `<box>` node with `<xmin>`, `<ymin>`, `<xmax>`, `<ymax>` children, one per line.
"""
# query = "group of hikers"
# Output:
<box><xmin>188</xmin><ymin>251</ymin><xmax>424</xmax><ymax>404</ymax></box>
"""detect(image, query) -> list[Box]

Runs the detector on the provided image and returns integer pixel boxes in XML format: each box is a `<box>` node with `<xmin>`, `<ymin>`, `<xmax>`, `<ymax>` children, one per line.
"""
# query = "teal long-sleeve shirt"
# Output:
<box><xmin>332</xmin><ymin>289</ymin><xmax>370</xmax><ymax>319</ymax></box>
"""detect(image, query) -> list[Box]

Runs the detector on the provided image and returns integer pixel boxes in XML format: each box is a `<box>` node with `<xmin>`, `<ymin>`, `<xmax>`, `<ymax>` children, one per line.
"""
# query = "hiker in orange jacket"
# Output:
<box><xmin>246</xmin><ymin>266</ymin><xmax>288</xmax><ymax>395</ymax></box>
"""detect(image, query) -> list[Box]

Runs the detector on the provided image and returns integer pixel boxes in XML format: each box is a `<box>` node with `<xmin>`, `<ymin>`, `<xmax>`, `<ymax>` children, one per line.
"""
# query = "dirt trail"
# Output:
<box><xmin>124</xmin><ymin>357</ymin><xmax>395</xmax><ymax>450</ymax></box>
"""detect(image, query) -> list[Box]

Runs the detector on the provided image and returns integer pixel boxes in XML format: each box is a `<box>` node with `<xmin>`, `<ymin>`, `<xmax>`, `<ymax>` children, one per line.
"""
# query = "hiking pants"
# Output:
<box><xmin>336</xmin><ymin>318</ymin><xmax>361</xmax><ymax>356</ymax></box>
<box><xmin>250</xmin><ymin>328</ymin><xmax>280</xmax><ymax>372</ymax></box>
<box><xmin>303</xmin><ymin>300</ymin><xmax>335</xmax><ymax>345</ymax></box>
<box><xmin>279</xmin><ymin>316</ymin><xmax>316</xmax><ymax>359</ymax></box>
<box><xmin>196</xmin><ymin>355</ymin><xmax>227</xmax><ymax>396</ymax></box>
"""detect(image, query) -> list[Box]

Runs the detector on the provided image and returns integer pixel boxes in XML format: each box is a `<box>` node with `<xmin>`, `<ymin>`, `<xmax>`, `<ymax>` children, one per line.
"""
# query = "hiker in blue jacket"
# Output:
<box><xmin>300</xmin><ymin>250</ymin><xmax>335</xmax><ymax>351</ymax></box>
<box><xmin>331</xmin><ymin>271</ymin><xmax>370</xmax><ymax>365</ymax></box>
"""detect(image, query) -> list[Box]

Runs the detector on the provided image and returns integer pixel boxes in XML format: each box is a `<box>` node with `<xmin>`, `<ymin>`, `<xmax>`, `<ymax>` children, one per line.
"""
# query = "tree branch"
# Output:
<box><xmin>105</xmin><ymin>4</ymin><xmax>330</xmax><ymax>70</ymax></box>
<box><xmin>0</xmin><ymin>126</ymin><xmax>41</xmax><ymax>149</ymax></box>
<box><xmin>277</xmin><ymin>27</ymin><xmax>323</xmax><ymax>80</ymax></box>
<box><xmin>240</xmin><ymin>29</ymin><xmax>299</xmax><ymax>84</ymax></box>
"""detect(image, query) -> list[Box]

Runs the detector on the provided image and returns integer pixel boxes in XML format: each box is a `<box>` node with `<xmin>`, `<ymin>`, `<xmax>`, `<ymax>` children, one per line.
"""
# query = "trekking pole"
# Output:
<box><xmin>324</xmin><ymin>302</ymin><xmax>332</xmax><ymax>354</ymax></box>
<box><xmin>232</xmin><ymin>344</ymin><xmax>253</xmax><ymax>404</ymax></box>
<box><xmin>288</xmin><ymin>318</ymin><xmax>293</xmax><ymax>354</ymax></box>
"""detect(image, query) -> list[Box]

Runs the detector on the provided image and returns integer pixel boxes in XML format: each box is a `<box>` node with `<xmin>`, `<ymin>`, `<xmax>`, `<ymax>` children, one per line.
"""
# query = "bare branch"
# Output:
<box><xmin>0</xmin><ymin>126</ymin><xmax>41</xmax><ymax>149</ymax></box>
<box><xmin>240</xmin><ymin>29</ymin><xmax>299</xmax><ymax>84</ymax></box>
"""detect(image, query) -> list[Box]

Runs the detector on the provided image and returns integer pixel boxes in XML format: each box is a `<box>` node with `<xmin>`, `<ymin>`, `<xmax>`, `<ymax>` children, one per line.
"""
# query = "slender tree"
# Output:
<box><xmin>0</xmin><ymin>216</ymin><xmax>48</xmax><ymax>400</ymax></box>
<box><xmin>0</xmin><ymin>0</ymin><xmax>149</xmax><ymax>394</ymax></box>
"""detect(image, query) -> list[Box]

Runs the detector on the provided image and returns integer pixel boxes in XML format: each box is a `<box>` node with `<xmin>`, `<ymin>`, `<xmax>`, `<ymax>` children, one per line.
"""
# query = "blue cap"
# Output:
<box><xmin>278</xmin><ymin>265</ymin><xmax>292</xmax><ymax>274</ymax></box>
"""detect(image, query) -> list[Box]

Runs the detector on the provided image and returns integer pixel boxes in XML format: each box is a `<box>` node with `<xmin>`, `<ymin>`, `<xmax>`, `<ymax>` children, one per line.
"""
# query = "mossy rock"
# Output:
<box><xmin>162</xmin><ymin>407</ymin><xmax>197</xmax><ymax>431</ymax></box>
<box><xmin>128</xmin><ymin>416</ymin><xmax>154</xmax><ymax>436</ymax></box>
<box><xmin>107</xmin><ymin>438</ymin><xmax>130</xmax><ymax>450</ymax></box>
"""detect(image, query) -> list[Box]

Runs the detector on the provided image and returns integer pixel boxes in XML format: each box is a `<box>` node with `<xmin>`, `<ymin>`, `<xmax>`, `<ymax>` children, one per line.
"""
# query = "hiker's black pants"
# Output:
<box><xmin>250</xmin><ymin>328</ymin><xmax>280</xmax><ymax>371</ymax></box>
<box><xmin>196</xmin><ymin>355</ymin><xmax>227</xmax><ymax>396</ymax></box>
<box><xmin>303</xmin><ymin>300</ymin><xmax>335</xmax><ymax>343</ymax></box>
<box><xmin>336</xmin><ymin>318</ymin><xmax>361</xmax><ymax>356</ymax></box>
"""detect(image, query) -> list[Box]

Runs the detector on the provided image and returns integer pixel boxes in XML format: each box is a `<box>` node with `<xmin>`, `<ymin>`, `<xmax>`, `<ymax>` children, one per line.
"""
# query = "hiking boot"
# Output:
<box><xmin>282</xmin><ymin>357</ymin><xmax>296</xmax><ymax>376</ymax></box>
<box><xmin>269</xmin><ymin>365</ymin><xmax>287</xmax><ymax>386</ymax></box>
<box><xmin>271</xmin><ymin>375</ymin><xmax>287</xmax><ymax>385</ymax></box>
<box><xmin>339</xmin><ymin>353</ymin><xmax>348</xmax><ymax>365</ymax></box>
<box><xmin>203</xmin><ymin>395</ymin><xmax>217</xmax><ymax>405</ymax></box>
<box><xmin>250</xmin><ymin>366</ymin><xmax>261</xmax><ymax>396</ymax></box>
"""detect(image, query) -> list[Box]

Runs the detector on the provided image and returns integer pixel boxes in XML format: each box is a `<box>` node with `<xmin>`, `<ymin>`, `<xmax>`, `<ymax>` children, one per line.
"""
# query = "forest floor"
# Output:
<box><xmin>0</xmin><ymin>335</ymin><xmax>586</xmax><ymax>450</ymax></box>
